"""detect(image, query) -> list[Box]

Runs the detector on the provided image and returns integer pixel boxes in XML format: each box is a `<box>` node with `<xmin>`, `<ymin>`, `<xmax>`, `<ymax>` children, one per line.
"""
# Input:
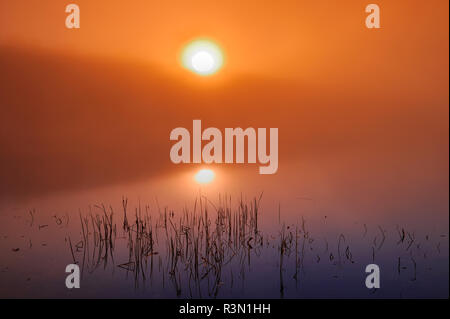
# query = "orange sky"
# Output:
<box><xmin>0</xmin><ymin>1</ymin><xmax>448</xmax><ymax>225</ymax></box>
<box><xmin>1</xmin><ymin>0</ymin><xmax>448</xmax><ymax>87</ymax></box>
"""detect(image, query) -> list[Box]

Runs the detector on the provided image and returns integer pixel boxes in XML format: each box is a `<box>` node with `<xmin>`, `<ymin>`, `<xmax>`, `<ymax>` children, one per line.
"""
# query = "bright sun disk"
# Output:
<box><xmin>195</xmin><ymin>169</ymin><xmax>215</xmax><ymax>184</ymax></box>
<box><xmin>181</xmin><ymin>39</ymin><xmax>224</xmax><ymax>76</ymax></box>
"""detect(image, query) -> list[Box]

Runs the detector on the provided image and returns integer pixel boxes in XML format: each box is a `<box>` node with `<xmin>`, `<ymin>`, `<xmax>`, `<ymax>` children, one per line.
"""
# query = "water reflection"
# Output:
<box><xmin>34</xmin><ymin>195</ymin><xmax>447</xmax><ymax>298</ymax></box>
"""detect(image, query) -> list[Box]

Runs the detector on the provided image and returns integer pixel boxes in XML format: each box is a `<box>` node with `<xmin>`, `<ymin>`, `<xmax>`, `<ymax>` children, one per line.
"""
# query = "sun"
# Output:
<box><xmin>195</xmin><ymin>169</ymin><xmax>215</xmax><ymax>184</ymax></box>
<box><xmin>181</xmin><ymin>39</ymin><xmax>224</xmax><ymax>76</ymax></box>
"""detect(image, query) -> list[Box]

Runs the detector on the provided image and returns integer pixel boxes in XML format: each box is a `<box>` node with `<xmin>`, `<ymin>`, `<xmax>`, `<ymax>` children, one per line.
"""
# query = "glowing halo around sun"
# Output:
<box><xmin>194</xmin><ymin>169</ymin><xmax>215</xmax><ymax>184</ymax></box>
<box><xmin>181</xmin><ymin>39</ymin><xmax>224</xmax><ymax>76</ymax></box>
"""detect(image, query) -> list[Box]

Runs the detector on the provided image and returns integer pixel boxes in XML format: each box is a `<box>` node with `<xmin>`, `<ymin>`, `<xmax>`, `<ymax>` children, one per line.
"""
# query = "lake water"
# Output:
<box><xmin>0</xmin><ymin>165</ymin><xmax>448</xmax><ymax>298</ymax></box>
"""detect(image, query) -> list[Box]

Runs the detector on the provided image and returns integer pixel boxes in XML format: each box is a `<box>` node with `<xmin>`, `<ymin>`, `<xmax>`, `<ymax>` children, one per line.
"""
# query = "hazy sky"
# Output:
<box><xmin>1</xmin><ymin>1</ymin><xmax>448</xmax><ymax>84</ymax></box>
<box><xmin>0</xmin><ymin>1</ymin><xmax>448</xmax><ymax>226</ymax></box>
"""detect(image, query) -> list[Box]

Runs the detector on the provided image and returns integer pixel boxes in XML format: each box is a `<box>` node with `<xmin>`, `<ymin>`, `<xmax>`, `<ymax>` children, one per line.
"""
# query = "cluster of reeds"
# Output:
<box><xmin>69</xmin><ymin>204</ymin><xmax>116</xmax><ymax>275</ymax></box>
<box><xmin>65</xmin><ymin>195</ymin><xmax>445</xmax><ymax>297</ymax></box>
<box><xmin>134</xmin><ymin>195</ymin><xmax>265</xmax><ymax>296</ymax></box>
